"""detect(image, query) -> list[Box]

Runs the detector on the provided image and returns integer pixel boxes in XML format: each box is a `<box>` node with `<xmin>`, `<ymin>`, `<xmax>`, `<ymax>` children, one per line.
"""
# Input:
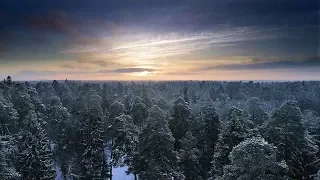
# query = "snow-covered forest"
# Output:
<box><xmin>1</xmin><ymin>76</ymin><xmax>320</xmax><ymax>180</ymax></box>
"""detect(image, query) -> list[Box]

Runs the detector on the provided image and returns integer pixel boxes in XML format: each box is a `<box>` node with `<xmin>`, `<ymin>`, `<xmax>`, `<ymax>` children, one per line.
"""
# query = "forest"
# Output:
<box><xmin>1</xmin><ymin>76</ymin><xmax>320</xmax><ymax>180</ymax></box>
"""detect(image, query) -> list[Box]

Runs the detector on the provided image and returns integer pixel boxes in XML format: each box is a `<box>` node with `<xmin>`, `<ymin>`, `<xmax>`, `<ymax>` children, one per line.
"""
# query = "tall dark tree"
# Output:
<box><xmin>169</xmin><ymin>97</ymin><xmax>191</xmax><ymax>150</ymax></box>
<box><xmin>46</xmin><ymin>96</ymin><xmax>70</xmax><ymax>141</ymax></box>
<box><xmin>179</xmin><ymin>132</ymin><xmax>201</xmax><ymax>180</ymax></box>
<box><xmin>198</xmin><ymin>104</ymin><xmax>221</xmax><ymax>179</ymax></box>
<box><xmin>131</xmin><ymin>97</ymin><xmax>148</xmax><ymax>128</ymax></box>
<box><xmin>11</xmin><ymin>84</ymin><xmax>35</xmax><ymax>125</ymax></box>
<box><xmin>109</xmin><ymin>114</ymin><xmax>139</xmax><ymax>179</ymax></box>
<box><xmin>263</xmin><ymin>101</ymin><xmax>319</xmax><ymax>179</ymax></box>
<box><xmin>183</xmin><ymin>86</ymin><xmax>189</xmax><ymax>104</ymax></box>
<box><xmin>211</xmin><ymin>107</ymin><xmax>253</xmax><ymax>178</ymax></box>
<box><xmin>222</xmin><ymin>137</ymin><xmax>288</xmax><ymax>180</ymax></box>
<box><xmin>0</xmin><ymin>90</ymin><xmax>19</xmax><ymax>135</ymax></box>
<box><xmin>109</xmin><ymin>101</ymin><xmax>125</xmax><ymax>123</ymax></box>
<box><xmin>246</xmin><ymin>97</ymin><xmax>269</xmax><ymax>125</ymax></box>
<box><xmin>0</xmin><ymin>135</ymin><xmax>20</xmax><ymax>180</ymax></box>
<box><xmin>79</xmin><ymin>109</ymin><xmax>106</xmax><ymax>180</ymax></box>
<box><xmin>6</xmin><ymin>76</ymin><xmax>12</xmax><ymax>85</ymax></box>
<box><xmin>138</xmin><ymin>105</ymin><xmax>181</xmax><ymax>180</ymax></box>
<box><xmin>16</xmin><ymin>111</ymin><xmax>56</xmax><ymax>180</ymax></box>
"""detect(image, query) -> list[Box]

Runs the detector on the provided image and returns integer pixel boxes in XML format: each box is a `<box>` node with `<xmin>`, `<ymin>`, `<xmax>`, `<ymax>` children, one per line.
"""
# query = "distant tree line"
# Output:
<box><xmin>1</xmin><ymin>76</ymin><xmax>320</xmax><ymax>180</ymax></box>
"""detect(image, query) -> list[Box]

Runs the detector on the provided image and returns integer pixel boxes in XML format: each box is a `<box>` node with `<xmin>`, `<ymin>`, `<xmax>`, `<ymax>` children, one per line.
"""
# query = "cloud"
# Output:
<box><xmin>63</xmin><ymin>27</ymin><xmax>278</xmax><ymax>63</ymax></box>
<box><xmin>19</xmin><ymin>70</ymin><xmax>57</xmax><ymax>76</ymax></box>
<box><xmin>206</xmin><ymin>56</ymin><xmax>320</xmax><ymax>71</ymax></box>
<box><xmin>27</xmin><ymin>11</ymin><xmax>70</xmax><ymax>33</ymax></box>
<box><xmin>110</xmin><ymin>68</ymin><xmax>157</xmax><ymax>74</ymax></box>
<box><xmin>60</xmin><ymin>64</ymin><xmax>75</xmax><ymax>69</ymax></box>
<box><xmin>76</xmin><ymin>59</ymin><xmax>120</xmax><ymax>67</ymax></box>
<box><xmin>25</xmin><ymin>10</ymin><xmax>120</xmax><ymax>47</ymax></box>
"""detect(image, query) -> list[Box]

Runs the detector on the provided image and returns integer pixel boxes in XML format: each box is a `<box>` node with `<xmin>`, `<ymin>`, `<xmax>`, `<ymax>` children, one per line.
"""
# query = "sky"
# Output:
<box><xmin>0</xmin><ymin>0</ymin><xmax>319</xmax><ymax>81</ymax></box>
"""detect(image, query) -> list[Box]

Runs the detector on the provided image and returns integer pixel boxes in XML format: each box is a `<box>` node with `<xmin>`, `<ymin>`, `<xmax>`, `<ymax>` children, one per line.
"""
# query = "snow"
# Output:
<box><xmin>54</xmin><ymin>165</ymin><xmax>134</xmax><ymax>180</ymax></box>
<box><xmin>112</xmin><ymin>166</ymin><xmax>135</xmax><ymax>180</ymax></box>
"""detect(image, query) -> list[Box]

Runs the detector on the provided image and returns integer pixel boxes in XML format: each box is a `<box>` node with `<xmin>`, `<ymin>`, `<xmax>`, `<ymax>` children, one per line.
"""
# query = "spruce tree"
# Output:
<box><xmin>179</xmin><ymin>132</ymin><xmax>201</xmax><ymax>180</ymax></box>
<box><xmin>169</xmin><ymin>97</ymin><xmax>191</xmax><ymax>150</ymax></box>
<box><xmin>46</xmin><ymin>96</ymin><xmax>70</xmax><ymax>142</ymax></box>
<box><xmin>109</xmin><ymin>114</ymin><xmax>139</xmax><ymax>179</ymax></box>
<box><xmin>211</xmin><ymin>107</ymin><xmax>253</xmax><ymax>178</ymax></box>
<box><xmin>138</xmin><ymin>105</ymin><xmax>181</xmax><ymax>180</ymax></box>
<box><xmin>79</xmin><ymin>109</ymin><xmax>106</xmax><ymax>180</ymax></box>
<box><xmin>263</xmin><ymin>101</ymin><xmax>319</xmax><ymax>179</ymax></box>
<box><xmin>0</xmin><ymin>90</ymin><xmax>19</xmax><ymax>135</ymax></box>
<box><xmin>0</xmin><ymin>135</ymin><xmax>20</xmax><ymax>180</ymax></box>
<box><xmin>77</xmin><ymin>89</ymin><xmax>106</xmax><ymax>179</ymax></box>
<box><xmin>246</xmin><ymin>97</ymin><xmax>269</xmax><ymax>125</ymax></box>
<box><xmin>222</xmin><ymin>137</ymin><xmax>287</xmax><ymax>180</ymax></box>
<box><xmin>16</xmin><ymin>111</ymin><xmax>56</xmax><ymax>180</ymax></box>
<box><xmin>198</xmin><ymin>104</ymin><xmax>221</xmax><ymax>179</ymax></box>
<box><xmin>131</xmin><ymin>98</ymin><xmax>148</xmax><ymax>128</ymax></box>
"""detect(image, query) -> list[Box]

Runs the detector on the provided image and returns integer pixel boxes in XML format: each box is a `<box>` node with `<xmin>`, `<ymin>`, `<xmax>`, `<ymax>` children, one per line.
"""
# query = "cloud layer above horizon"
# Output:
<box><xmin>0</xmin><ymin>0</ymin><xmax>319</xmax><ymax>80</ymax></box>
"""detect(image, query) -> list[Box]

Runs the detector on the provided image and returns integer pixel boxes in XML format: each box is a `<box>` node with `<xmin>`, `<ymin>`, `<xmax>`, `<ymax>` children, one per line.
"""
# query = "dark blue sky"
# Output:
<box><xmin>0</xmin><ymin>0</ymin><xmax>319</xmax><ymax>80</ymax></box>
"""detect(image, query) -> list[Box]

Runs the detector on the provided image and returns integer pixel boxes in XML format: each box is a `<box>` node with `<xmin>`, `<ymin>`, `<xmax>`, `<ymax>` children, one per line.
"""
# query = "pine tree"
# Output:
<box><xmin>179</xmin><ymin>132</ymin><xmax>202</xmax><ymax>180</ymax></box>
<box><xmin>79</xmin><ymin>109</ymin><xmax>106</xmax><ymax>180</ymax></box>
<box><xmin>169</xmin><ymin>97</ymin><xmax>191</xmax><ymax>150</ymax></box>
<box><xmin>0</xmin><ymin>135</ymin><xmax>20</xmax><ymax>180</ymax></box>
<box><xmin>131</xmin><ymin>98</ymin><xmax>148</xmax><ymax>128</ymax></box>
<box><xmin>109</xmin><ymin>114</ymin><xmax>139</xmax><ymax>179</ymax></box>
<box><xmin>101</xmin><ymin>83</ymin><xmax>110</xmax><ymax>114</ymax></box>
<box><xmin>221</xmin><ymin>137</ymin><xmax>287</xmax><ymax>180</ymax></box>
<box><xmin>0</xmin><ymin>90</ymin><xmax>19</xmax><ymax>135</ymax></box>
<box><xmin>74</xmin><ymin>88</ymin><xmax>106</xmax><ymax>179</ymax></box>
<box><xmin>211</xmin><ymin>107</ymin><xmax>253</xmax><ymax>178</ymax></box>
<box><xmin>28</xmin><ymin>87</ymin><xmax>46</xmax><ymax>116</ymax></box>
<box><xmin>183</xmin><ymin>86</ymin><xmax>189</xmax><ymax>104</ymax></box>
<box><xmin>198</xmin><ymin>104</ymin><xmax>221</xmax><ymax>179</ymax></box>
<box><xmin>246</xmin><ymin>97</ymin><xmax>269</xmax><ymax>125</ymax></box>
<box><xmin>16</xmin><ymin>111</ymin><xmax>56</xmax><ymax>180</ymax></box>
<box><xmin>46</xmin><ymin>96</ymin><xmax>70</xmax><ymax>141</ymax></box>
<box><xmin>6</xmin><ymin>76</ymin><xmax>12</xmax><ymax>85</ymax></box>
<box><xmin>46</xmin><ymin>96</ymin><xmax>75</xmax><ymax>179</ymax></box>
<box><xmin>263</xmin><ymin>101</ymin><xmax>319</xmax><ymax>179</ymax></box>
<box><xmin>11</xmin><ymin>84</ymin><xmax>35</xmax><ymax>126</ymax></box>
<box><xmin>109</xmin><ymin>101</ymin><xmax>125</xmax><ymax>123</ymax></box>
<box><xmin>138</xmin><ymin>105</ymin><xmax>181</xmax><ymax>180</ymax></box>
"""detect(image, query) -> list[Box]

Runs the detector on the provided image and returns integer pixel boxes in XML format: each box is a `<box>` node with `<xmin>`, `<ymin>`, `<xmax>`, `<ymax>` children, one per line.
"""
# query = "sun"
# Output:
<box><xmin>137</xmin><ymin>71</ymin><xmax>151</xmax><ymax>76</ymax></box>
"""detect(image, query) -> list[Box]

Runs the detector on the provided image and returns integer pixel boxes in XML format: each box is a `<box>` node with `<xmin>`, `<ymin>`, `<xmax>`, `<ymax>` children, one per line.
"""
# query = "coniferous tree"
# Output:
<box><xmin>183</xmin><ymin>86</ymin><xmax>189</xmax><ymax>104</ymax></box>
<box><xmin>109</xmin><ymin>114</ymin><xmax>139</xmax><ymax>179</ymax></box>
<box><xmin>12</xmin><ymin>84</ymin><xmax>35</xmax><ymax>126</ymax></box>
<box><xmin>246</xmin><ymin>97</ymin><xmax>269</xmax><ymax>125</ymax></box>
<box><xmin>198</xmin><ymin>104</ymin><xmax>221</xmax><ymax>179</ymax></box>
<box><xmin>16</xmin><ymin>111</ymin><xmax>56</xmax><ymax>180</ymax></box>
<box><xmin>46</xmin><ymin>96</ymin><xmax>70</xmax><ymax>142</ymax></box>
<box><xmin>79</xmin><ymin>109</ymin><xmax>106</xmax><ymax>180</ymax></box>
<box><xmin>138</xmin><ymin>105</ymin><xmax>181</xmax><ymax>180</ymax></box>
<box><xmin>131</xmin><ymin>97</ymin><xmax>148</xmax><ymax>128</ymax></box>
<box><xmin>46</xmin><ymin>96</ymin><xmax>75</xmax><ymax>179</ymax></box>
<box><xmin>263</xmin><ymin>101</ymin><xmax>319</xmax><ymax>179</ymax></box>
<box><xmin>0</xmin><ymin>90</ymin><xmax>19</xmax><ymax>135</ymax></box>
<box><xmin>6</xmin><ymin>76</ymin><xmax>12</xmax><ymax>85</ymax></box>
<box><xmin>221</xmin><ymin>137</ymin><xmax>288</xmax><ymax>180</ymax></box>
<box><xmin>0</xmin><ymin>135</ymin><xmax>20</xmax><ymax>180</ymax></box>
<box><xmin>169</xmin><ymin>97</ymin><xmax>191</xmax><ymax>150</ymax></box>
<box><xmin>179</xmin><ymin>132</ymin><xmax>202</xmax><ymax>180</ymax></box>
<box><xmin>74</xmin><ymin>89</ymin><xmax>107</xmax><ymax>179</ymax></box>
<box><xmin>211</xmin><ymin>107</ymin><xmax>253</xmax><ymax>178</ymax></box>
<box><xmin>109</xmin><ymin>101</ymin><xmax>125</xmax><ymax>123</ymax></box>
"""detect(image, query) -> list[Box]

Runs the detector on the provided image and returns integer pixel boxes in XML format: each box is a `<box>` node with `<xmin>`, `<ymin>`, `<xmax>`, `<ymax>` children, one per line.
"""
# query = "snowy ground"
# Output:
<box><xmin>55</xmin><ymin>165</ymin><xmax>134</xmax><ymax>180</ymax></box>
<box><xmin>54</xmin><ymin>143</ymin><xmax>134</xmax><ymax>180</ymax></box>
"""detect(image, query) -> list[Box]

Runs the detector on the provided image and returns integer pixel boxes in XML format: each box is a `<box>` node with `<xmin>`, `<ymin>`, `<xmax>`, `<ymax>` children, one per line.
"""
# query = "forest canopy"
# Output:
<box><xmin>0</xmin><ymin>76</ymin><xmax>320</xmax><ymax>180</ymax></box>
